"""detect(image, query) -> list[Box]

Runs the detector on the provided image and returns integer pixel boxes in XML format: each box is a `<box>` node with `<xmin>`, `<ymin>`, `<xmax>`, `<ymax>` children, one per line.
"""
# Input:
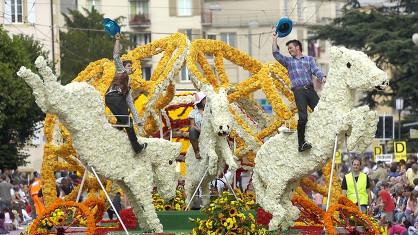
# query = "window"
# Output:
<box><xmin>87</xmin><ymin>0</ymin><xmax>101</xmax><ymax>12</ymax></box>
<box><xmin>177</xmin><ymin>0</ymin><xmax>192</xmax><ymax>16</ymax></box>
<box><xmin>130</xmin><ymin>0</ymin><xmax>149</xmax><ymax>18</ymax></box>
<box><xmin>180</xmin><ymin>66</ymin><xmax>190</xmax><ymax>82</ymax></box>
<box><xmin>142</xmin><ymin>67</ymin><xmax>151</xmax><ymax>81</ymax></box>
<box><xmin>180</xmin><ymin>28</ymin><xmax>192</xmax><ymax>81</ymax></box>
<box><xmin>131</xmin><ymin>33</ymin><xmax>151</xmax><ymax>47</ymax></box>
<box><xmin>220</xmin><ymin>32</ymin><xmax>236</xmax><ymax>47</ymax></box>
<box><xmin>206</xmin><ymin>34</ymin><xmax>216</xmax><ymax>40</ymax></box>
<box><xmin>11</xmin><ymin>0</ymin><xmax>23</xmax><ymax>23</ymax></box>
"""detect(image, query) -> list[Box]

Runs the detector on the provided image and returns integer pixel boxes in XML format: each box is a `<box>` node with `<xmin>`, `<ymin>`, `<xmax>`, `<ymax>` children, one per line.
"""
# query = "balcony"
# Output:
<box><xmin>129</xmin><ymin>13</ymin><xmax>151</xmax><ymax>28</ymax></box>
<box><xmin>201</xmin><ymin>11</ymin><xmax>212</xmax><ymax>26</ymax></box>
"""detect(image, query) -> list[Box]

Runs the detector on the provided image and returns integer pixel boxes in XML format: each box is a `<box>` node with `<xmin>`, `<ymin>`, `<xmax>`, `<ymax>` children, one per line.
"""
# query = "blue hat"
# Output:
<box><xmin>275</xmin><ymin>17</ymin><xmax>293</xmax><ymax>38</ymax></box>
<box><xmin>102</xmin><ymin>18</ymin><xmax>120</xmax><ymax>37</ymax></box>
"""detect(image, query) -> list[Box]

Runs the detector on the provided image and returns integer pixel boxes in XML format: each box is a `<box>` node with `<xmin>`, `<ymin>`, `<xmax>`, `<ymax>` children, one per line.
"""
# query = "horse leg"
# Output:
<box><xmin>261</xmin><ymin>179</ymin><xmax>288</xmax><ymax>231</ymax></box>
<box><xmin>218</xmin><ymin>138</ymin><xmax>238</xmax><ymax>172</ymax></box>
<box><xmin>200</xmin><ymin>177</ymin><xmax>212</xmax><ymax>207</ymax></box>
<box><xmin>125</xmin><ymin>172</ymin><xmax>163</xmax><ymax>232</ymax></box>
<box><xmin>252</xmin><ymin>170</ymin><xmax>266</xmax><ymax>206</ymax></box>
<box><xmin>280</xmin><ymin>185</ymin><xmax>300</xmax><ymax>230</ymax></box>
<box><xmin>343</xmin><ymin>106</ymin><xmax>377</xmax><ymax>152</ymax></box>
<box><xmin>117</xmin><ymin>181</ymin><xmax>148</xmax><ymax>230</ymax></box>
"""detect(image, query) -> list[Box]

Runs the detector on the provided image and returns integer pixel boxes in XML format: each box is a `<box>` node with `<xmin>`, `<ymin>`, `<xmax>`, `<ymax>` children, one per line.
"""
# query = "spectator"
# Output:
<box><xmin>378</xmin><ymin>181</ymin><xmax>396</xmax><ymax>222</ymax></box>
<box><xmin>405</xmin><ymin>190</ymin><xmax>418</xmax><ymax>224</ymax></box>
<box><xmin>0</xmin><ymin>212</ymin><xmax>8</xmax><ymax>234</ymax></box>
<box><xmin>29</xmin><ymin>172</ymin><xmax>44</xmax><ymax>217</ymax></box>
<box><xmin>406</xmin><ymin>164</ymin><xmax>418</xmax><ymax>187</ymax></box>
<box><xmin>342</xmin><ymin>157</ymin><xmax>372</xmax><ymax>213</ymax></box>
<box><xmin>107</xmin><ymin>192</ymin><xmax>122</xmax><ymax>220</ymax></box>
<box><xmin>389</xmin><ymin>164</ymin><xmax>401</xmax><ymax>178</ymax></box>
<box><xmin>371</xmin><ymin>162</ymin><xmax>388</xmax><ymax>182</ymax></box>
<box><xmin>2</xmin><ymin>208</ymin><xmax>15</xmax><ymax>231</ymax></box>
<box><xmin>0</xmin><ymin>175</ymin><xmax>12</xmax><ymax>211</ymax></box>
<box><xmin>388</xmin><ymin>221</ymin><xmax>408</xmax><ymax>235</ymax></box>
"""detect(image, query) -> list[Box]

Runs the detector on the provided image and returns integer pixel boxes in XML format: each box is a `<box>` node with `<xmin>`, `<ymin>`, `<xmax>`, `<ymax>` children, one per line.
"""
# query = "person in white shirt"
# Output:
<box><xmin>188</xmin><ymin>92</ymin><xmax>206</xmax><ymax>160</ymax></box>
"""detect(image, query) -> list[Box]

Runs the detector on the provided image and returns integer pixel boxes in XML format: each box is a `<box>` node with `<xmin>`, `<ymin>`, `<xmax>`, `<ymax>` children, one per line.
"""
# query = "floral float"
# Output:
<box><xmin>17</xmin><ymin>56</ymin><xmax>182</xmax><ymax>233</ymax></box>
<box><xmin>253</xmin><ymin>46</ymin><xmax>388</xmax><ymax>230</ymax></box>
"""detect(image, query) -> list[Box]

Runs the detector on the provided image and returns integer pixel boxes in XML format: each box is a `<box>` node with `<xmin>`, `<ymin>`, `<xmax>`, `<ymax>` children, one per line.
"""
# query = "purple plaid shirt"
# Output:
<box><xmin>273</xmin><ymin>48</ymin><xmax>325</xmax><ymax>88</ymax></box>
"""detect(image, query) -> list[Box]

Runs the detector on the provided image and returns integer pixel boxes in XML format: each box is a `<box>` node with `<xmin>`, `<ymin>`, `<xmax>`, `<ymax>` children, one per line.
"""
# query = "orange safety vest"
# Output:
<box><xmin>30</xmin><ymin>179</ymin><xmax>41</xmax><ymax>196</ymax></box>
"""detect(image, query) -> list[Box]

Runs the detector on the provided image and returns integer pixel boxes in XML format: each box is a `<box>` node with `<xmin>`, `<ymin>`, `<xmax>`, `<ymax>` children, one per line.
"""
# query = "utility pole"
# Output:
<box><xmin>50</xmin><ymin>0</ymin><xmax>55</xmax><ymax>67</ymax></box>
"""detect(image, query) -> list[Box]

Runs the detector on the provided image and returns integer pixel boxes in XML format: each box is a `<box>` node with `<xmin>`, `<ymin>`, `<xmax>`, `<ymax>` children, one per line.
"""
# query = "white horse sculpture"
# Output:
<box><xmin>185</xmin><ymin>84</ymin><xmax>238</xmax><ymax>207</ymax></box>
<box><xmin>253</xmin><ymin>47</ymin><xmax>388</xmax><ymax>230</ymax></box>
<box><xmin>17</xmin><ymin>56</ymin><xmax>181</xmax><ymax>232</ymax></box>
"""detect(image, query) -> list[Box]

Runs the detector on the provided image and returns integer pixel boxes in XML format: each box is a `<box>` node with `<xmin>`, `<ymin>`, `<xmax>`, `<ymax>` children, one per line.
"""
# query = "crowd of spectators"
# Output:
<box><xmin>0</xmin><ymin>169</ymin><xmax>79</xmax><ymax>233</ymax></box>
<box><xmin>316</xmin><ymin>154</ymin><xmax>418</xmax><ymax>235</ymax></box>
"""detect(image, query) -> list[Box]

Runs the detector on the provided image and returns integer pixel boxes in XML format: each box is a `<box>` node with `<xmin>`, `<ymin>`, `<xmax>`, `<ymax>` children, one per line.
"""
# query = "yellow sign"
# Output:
<box><xmin>394</xmin><ymin>141</ymin><xmax>407</xmax><ymax>162</ymax></box>
<box><xmin>335</xmin><ymin>151</ymin><xmax>341</xmax><ymax>164</ymax></box>
<box><xmin>374</xmin><ymin>146</ymin><xmax>383</xmax><ymax>161</ymax></box>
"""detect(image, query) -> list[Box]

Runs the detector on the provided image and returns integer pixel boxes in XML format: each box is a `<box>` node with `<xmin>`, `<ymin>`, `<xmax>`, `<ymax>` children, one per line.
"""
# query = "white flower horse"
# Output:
<box><xmin>17</xmin><ymin>56</ymin><xmax>181</xmax><ymax>233</ymax></box>
<box><xmin>253</xmin><ymin>47</ymin><xmax>388</xmax><ymax>230</ymax></box>
<box><xmin>185</xmin><ymin>84</ymin><xmax>238</xmax><ymax>207</ymax></box>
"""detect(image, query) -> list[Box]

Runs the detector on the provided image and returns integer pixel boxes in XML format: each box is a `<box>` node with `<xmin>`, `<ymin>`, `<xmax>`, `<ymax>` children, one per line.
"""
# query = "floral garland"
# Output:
<box><xmin>322</xmin><ymin>161</ymin><xmax>342</xmax><ymax>205</ymax></box>
<box><xmin>41</xmin><ymin>115</ymin><xmax>110</xmax><ymax>207</ymax></box>
<box><xmin>291</xmin><ymin>195</ymin><xmax>324</xmax><ymax>226</ymax></box>
<box><xmin>324</xmin><ymin>197</ymin><xmax>380</xmax><ymax>235</ymax></box>
<box><xmin>29</xmin><ymin>200</ymin><xmax>95</xmax><ymax>235</ymax></box>
<box><xmin>121</xmin><ymin>33</ymin><xmax>188</xmax><ymax>135</ymax></box>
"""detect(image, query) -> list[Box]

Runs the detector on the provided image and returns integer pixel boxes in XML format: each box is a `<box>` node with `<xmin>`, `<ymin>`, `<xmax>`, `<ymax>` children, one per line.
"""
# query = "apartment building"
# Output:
<box><xmin>0</xmin><ymin>0</ymin><xmax>60</xmax><ymax>70</ymax></box>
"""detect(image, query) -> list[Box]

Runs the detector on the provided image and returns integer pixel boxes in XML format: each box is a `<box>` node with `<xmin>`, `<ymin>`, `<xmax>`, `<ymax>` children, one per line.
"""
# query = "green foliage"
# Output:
<box><xmin>312</xmin><ymin>10</ymin><xmax>418</xmax><ymax>110</ymax></box>
<box><xmin>59</xmin><ymin>8</ymin><xmax>131</xmax><ymax>84</ymax></box>
<box><xmin>0</xmin><ymin>27</ymin><xmax>47</xmax><ymax>169</ymax></box>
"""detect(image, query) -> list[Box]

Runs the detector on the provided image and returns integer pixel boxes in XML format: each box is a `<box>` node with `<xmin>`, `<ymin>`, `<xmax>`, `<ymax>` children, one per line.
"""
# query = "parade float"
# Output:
<box><xmin>17</xmin><ymin>30</ymin><xmax>388</xmax><ymax>234</ymax></box>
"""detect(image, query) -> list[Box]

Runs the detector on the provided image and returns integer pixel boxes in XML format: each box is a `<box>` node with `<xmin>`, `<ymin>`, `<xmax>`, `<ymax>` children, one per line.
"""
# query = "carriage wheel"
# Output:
<box><xmin>324</xmin><ymin>203</ymin><xmax>380</xmax><ymax>235</ymax></box>
<box><xmin>29</xmin><ymin>200</ymin><xmax>95</xmax><ymax>235</ymax></box>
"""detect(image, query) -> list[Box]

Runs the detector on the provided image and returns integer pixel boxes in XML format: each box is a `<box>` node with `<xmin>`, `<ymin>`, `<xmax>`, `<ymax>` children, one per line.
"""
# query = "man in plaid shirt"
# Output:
<box><xmin>272</xmin><ymin>34</ymin><xmax>326</xmax><ymax>152</ymax></box>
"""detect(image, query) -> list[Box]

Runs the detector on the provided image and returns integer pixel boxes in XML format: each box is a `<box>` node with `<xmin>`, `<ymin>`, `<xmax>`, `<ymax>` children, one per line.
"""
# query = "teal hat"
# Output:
<box><xmin>102</xmin><ymin>18</ymin><xmax>120</xmax><ymax>37</ymax></box>
<box><xmin>275</xmin><ymin>17</ymin><xmax>293</xmax><ymax>38</ymax></box>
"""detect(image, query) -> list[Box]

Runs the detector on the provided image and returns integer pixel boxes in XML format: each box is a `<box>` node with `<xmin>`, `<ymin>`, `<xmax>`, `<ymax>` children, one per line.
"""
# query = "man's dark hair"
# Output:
<box><xmin>122</xmin><ymin>60</ymin><xmax>132</xmax><ymax>67</ymax></box>
<box><xmin>351</xmin><ymin>157</ymin><xmax>362</xmax><ymax>165</ymax></box>
<box><xmin>286</xmin><ymin>39</ymin><xmax>303</xmax><ymax>52</ymax></box>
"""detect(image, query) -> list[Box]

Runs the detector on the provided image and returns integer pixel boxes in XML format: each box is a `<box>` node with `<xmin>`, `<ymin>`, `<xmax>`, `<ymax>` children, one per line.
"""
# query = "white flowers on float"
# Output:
<box><xmin>253</xmin><ymin>46</ymin><xmax>388</xmax><ymax>230</ymax></box>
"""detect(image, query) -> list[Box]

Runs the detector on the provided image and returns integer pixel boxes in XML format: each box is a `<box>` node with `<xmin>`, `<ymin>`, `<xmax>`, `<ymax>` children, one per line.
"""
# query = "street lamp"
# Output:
<box><xmin>396</xmin><ymin>97</ymin><xmax>404</xmax><ymax>139</ymax></box>
<box><xmin>413</xmin><ymin>33</ymin><xmax>418</xmax><ymax>46</ymax></box>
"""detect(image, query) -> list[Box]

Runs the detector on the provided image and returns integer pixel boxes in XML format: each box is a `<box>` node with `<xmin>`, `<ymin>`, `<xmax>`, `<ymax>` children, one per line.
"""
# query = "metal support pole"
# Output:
<box><xmin>90</xmin><ymin>167</ymin><xmax>130</xmax><ymax>235</ymax></box>
<box><xmin>185</xmin><ymin>168</ymin><xmax>209</xmax><ymax>211</ymax></box>
<box><xmin>326</xmin><ymin>133</ymin><xmax>338</xmax><ymax>212</ymax></box>
<box><xmin>76</xmin><ymin>169</ymin><xmax>88</xmax><ymax>202</ymax></box>
<box><xmin>398</xmin><ymin>110</ymin><xmax>401</xmax><ymax>139</ymax></box>
<box><xmin>223</xmin><ymin>173</ymin><xmax>238</xmax><ymax>199</ymax></box>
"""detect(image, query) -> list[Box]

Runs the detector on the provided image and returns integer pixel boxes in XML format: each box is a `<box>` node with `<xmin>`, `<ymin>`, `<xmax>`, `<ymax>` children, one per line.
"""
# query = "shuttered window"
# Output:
<box><xmin>177</xmin><ymin>0</ymin><xmax>192</xmax><ymax>16</ymax></box>
<box><xmin>11</xmin><ymin>0</ymin><xmax>23</xmax><ymax>23</ymax></box>
<box><xmin>4</xmin><ymin>0</ymin><xmax>36</xmax><ymax>24</ymax></box>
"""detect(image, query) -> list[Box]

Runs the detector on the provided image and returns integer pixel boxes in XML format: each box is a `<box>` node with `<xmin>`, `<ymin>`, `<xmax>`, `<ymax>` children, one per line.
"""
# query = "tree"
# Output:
<box><xmin>311</xmin><ymin>4</ymin><xmax>418</xmax><ymax>151</ymax></box>
<box><xmin>0</xmin><ymin>27</ymin><xmax>48</xmax><ymax>169</ymax></box>
<box><xmin>59</xmin><ymin>8</ymin><xmax>131</xmax><ymax>84</ymax></box>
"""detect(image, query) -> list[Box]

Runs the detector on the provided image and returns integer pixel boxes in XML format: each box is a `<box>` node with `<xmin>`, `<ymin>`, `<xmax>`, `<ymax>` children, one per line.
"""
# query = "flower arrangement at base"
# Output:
<box><xmin>190</xmin><ymin>191</ymin><xmax>270</xmax><ymax>235</ymax></box>
<box><xmin>29</xmin><ymin>200</ymin><xmax>95</xmax><ymax>235</ymax></box>
<box><xmin>153</xmin><ymin>188</ymin><xmax>186</xmax><ymax>211</ymax></box>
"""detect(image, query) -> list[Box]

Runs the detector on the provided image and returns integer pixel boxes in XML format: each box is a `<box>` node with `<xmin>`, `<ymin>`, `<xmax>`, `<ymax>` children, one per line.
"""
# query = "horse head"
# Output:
<box><xmin>148</xmin><ymin>139</ymin><xmax>179</xmax><ymax>200</ymax></box>
<box><xmin>17</xmin><ymin>56</ymin><xmax>106</xmax><ymax>133</ymax></box>
<box><xmin>201</xmin><ymin>84</ymin><xmax>232</xmax><ymax>136</ymax></box>
<box><xmin>330</xmin><ymin>46</ymin><xmax>388</xmax><ymax>91</ymax></box>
